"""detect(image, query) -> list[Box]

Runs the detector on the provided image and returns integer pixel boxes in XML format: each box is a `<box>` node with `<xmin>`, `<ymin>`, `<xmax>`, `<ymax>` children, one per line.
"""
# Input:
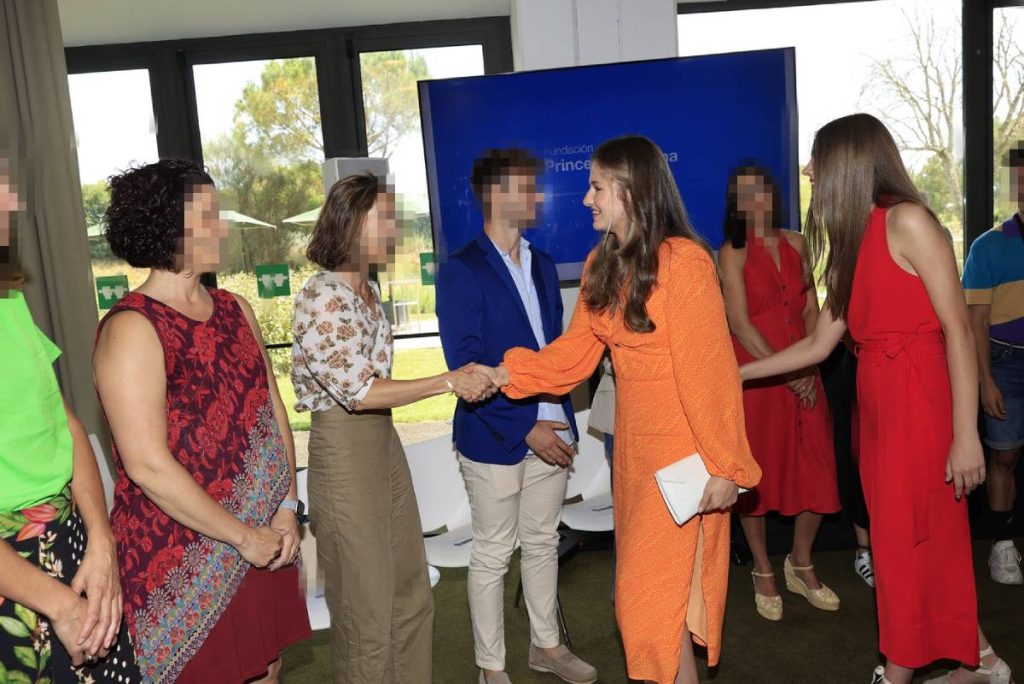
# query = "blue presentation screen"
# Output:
<box><xmin>419</xmin><ymin>49</ymin><xmax>798</xmax><ymax>280</ymax></box>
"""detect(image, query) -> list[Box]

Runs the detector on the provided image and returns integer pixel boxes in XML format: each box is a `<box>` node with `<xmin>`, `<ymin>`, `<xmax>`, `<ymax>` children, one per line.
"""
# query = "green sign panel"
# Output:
<box><xmin>255</xmin><ymin>263</ymin><xmax>291</xmax><ymax>299</ymax></box>
<box><xmin>95</xmin><ymin>275</ymin><xmax>129</xmax><ymax>310</ymax></box>
<box><xmin>420</xmin><ymin>252</ymin><xmax>436</xmax><ymax>286</ymax></box>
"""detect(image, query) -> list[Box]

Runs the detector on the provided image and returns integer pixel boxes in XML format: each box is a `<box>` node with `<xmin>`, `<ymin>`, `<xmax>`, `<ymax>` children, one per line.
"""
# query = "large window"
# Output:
<box><xmin>993</xmin><ymin>6</ymin><xmax>1024</xmax><ymax>224</ymax></box>
<box><xmin>68</xmin><ymin>69</ymin><xmax>159</xmax><ymax>311</ymax></box>
<box><xmin>356</xmin><ymin>45</ymin><xmax>485</xmax><ymax>440</ymax></box>
<box><xmin>679</xmin><ymin>0</ymin><xmax>965</xmax><ymax>262</ymax></box>
<box><xmin>66</xmin><ymin>19</ymin><xmax>511</xmax><ymax>455</ymax></box>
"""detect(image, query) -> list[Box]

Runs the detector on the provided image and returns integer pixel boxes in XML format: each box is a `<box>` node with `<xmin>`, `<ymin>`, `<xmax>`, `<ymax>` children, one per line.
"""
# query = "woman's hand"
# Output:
<box><xmin>447</xmin><ymin>366</ymin><xmax>497</xmax><ymax>403</ymax></box>
<box><xmin>466</xmin><ymin>364</ymin><xmax>509</xmax><ymax>388</ymax></box>
<box><xmin>70</xmin><ymin>535</ymin><xmax>122</xmax><ymax>656</ymax></box>
<box><xmin>697</xmin><ymin>476</ymin><xmax>739</xmax><ymax>514</ymax></box>
<box><xmin>50</xmin><ymin>590</ymin><xmax>99</xmax><ymax>666</ymax></box>
<box><xmin>237</xmin><ymin>526</ymin><xmax>284</xmax><ymax>568</ymax></box>
<box><xmin>268</xmin><ymin>508</ymin><xmax>301</xmax><ymax>571</ymax></box>
<box><xmin>946</xmin><ymin>436</ymin><xmax>986</xmax><ymax>501</ymax></box>
<box><xmin>785</xmin><ymin>375</ymin><xmax>816</xmax><ymax>408</ymax></box>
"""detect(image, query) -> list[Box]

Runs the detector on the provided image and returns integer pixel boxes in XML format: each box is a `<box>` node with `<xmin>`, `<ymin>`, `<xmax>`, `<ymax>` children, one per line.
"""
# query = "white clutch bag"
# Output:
<box><xmin>655</xmin><ymin>453</ymin><xmax>748</xmax><ymax>526</ymax></box>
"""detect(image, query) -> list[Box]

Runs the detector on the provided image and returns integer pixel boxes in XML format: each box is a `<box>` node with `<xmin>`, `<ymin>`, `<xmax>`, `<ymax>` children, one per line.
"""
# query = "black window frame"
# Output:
<box><xmin>66</xmin><ymin>17</ymin><xmax>513</xmax><ymax>346</ymax></box>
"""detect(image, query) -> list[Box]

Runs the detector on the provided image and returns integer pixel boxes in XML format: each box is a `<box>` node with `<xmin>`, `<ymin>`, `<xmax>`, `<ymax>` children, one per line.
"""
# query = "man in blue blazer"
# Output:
<box><xmin>436</xmin><ymin>149</ymin><xmax>597</xmax><ymax>684</ymax></box>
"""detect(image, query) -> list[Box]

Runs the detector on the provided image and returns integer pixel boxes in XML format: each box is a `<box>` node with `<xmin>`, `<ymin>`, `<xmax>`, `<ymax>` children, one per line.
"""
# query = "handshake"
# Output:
<box><xmin>444</xmin><ymin>363</ymin><xmax>510</xmax><ymax>403</ymax></box>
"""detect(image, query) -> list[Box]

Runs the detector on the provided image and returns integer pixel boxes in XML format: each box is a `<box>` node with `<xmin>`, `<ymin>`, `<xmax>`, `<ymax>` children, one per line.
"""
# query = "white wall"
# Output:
<box><xmin>510</xmin><ymin>0</ymin><xmax>679</xmax><ymax>332</ymax></box>
<box><xmin>58</xmin><ymin>0</ymin><xmax>510</xmax><ymax>46</ymax></box>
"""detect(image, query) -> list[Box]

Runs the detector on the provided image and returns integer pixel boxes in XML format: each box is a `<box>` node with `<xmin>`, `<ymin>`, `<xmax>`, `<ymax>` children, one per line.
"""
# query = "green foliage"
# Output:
<box><xmin>360</xmin><ymin>51</ymin><xmax>430</xmax><ymax>157</ymax></box>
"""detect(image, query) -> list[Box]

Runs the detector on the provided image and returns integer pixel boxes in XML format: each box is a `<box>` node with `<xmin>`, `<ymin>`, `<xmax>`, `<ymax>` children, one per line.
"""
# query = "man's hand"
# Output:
<box><xmin>526</xmin><ymin>421</ymin><xmax>574</xmax><ymax>468</ymax></box>
<box><xmin>981</xmin><ymin>377</ymin><xmax>1007</xmax><ymax>420</ymax></box>
<box><xmin>268</xmin><ymin>508</ymin><xmax>301</xmax><ymax>571</ymax></box>
<box><xmin>70</xmin><ymin>535</ymin><xmax>122</xmax><ymax>656</ymax></box>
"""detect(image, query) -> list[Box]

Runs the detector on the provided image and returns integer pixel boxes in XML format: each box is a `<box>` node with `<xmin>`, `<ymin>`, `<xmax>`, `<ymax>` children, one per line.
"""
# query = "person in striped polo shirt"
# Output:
<box><xmin>963</xmin><ymin>140</ymin><xmax>1024</xmax><ymax>585</ymax></box>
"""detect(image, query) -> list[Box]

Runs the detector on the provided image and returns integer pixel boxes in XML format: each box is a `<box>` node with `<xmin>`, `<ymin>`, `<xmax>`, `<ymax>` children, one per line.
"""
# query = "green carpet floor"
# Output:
<box><xmin>281</xmin><ymin>538</ymin><xmax>1022</xmax><ymax>683</ymax></box>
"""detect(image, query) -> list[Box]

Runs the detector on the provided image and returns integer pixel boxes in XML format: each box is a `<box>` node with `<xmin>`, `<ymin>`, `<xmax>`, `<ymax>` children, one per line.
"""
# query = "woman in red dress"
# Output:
<box><xmin>740</xmin><ymin>115</ymin><xmax>1011</xmax><ymax>684</ymax></box>
<box><xmin>719</xmin><ymin>165</ymin><xmax>841</xmax><ymax>622</ymax></box>
<box><xmin>93</xmin><ymin>160</ymin><xmax>311</xmax><ymax>683</ymax></box>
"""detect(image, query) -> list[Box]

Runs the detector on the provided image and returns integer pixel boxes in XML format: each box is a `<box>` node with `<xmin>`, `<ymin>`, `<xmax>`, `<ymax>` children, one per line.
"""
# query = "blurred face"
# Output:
<box><xmin>583</xmin><ymin>163</ymin><xmax>629</xmax><ymax>234</ymax></box>
<box><xmin>180</xmin><ymin>183</ymin><xmax>227</xmax><ymax>273</ymax></box>
<box><xmin>736</xmin><ymin>173</ymin><xmax>773</xmax><ymax>223</ymax></box>
<box><xmin>1011</xmin><ymin>165</ymin><xmax>1024</xmax><ymax>210</ymax></box>
<box><xmin>0</xmin><ymin>171</ymin><xmax>23</xmax><ymax>248</ymax></box>
<box><xmin>360</xmin><ymin>191</ymin><xmax>398</xmax><ymax>267</ymax></box>
<box><xmin>487</xmin><ymin>170</ymin><xmax>543</xmax><ymax>227</ymax></box>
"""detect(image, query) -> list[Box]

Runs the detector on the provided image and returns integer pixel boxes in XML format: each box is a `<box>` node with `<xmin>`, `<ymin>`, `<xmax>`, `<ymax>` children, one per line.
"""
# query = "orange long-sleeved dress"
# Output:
<box><xmin>504</xmin><ymin>238</ymin><xmax>762</xmax><ymax>683</ymax></box>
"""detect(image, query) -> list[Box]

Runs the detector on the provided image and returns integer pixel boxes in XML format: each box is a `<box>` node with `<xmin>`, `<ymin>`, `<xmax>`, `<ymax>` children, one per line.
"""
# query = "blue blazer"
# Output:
<box><xmin>436</xmin><ymin>232</ymin><xmax>578</xmax><ymax>465</ymax></box>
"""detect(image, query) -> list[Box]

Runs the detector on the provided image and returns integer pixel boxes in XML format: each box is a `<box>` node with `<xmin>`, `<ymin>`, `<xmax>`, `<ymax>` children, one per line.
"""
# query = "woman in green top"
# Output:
<box><xmin>0</xmin><ymin>159</ymin><xmax>139</xmax><ymax>682</ymax></box>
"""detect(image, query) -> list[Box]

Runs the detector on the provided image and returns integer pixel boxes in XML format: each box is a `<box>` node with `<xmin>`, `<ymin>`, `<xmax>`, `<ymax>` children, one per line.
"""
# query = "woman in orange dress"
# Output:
<box><xmin>481</xmin><ymin>136</ymin><xmax>761</xmax><ymax>684</ymax></box>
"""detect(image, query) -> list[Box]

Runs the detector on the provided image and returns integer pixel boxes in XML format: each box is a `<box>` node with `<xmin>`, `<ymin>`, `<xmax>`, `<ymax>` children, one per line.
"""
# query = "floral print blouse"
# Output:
<box><xmin>291</xmin><ymin>272</ymin><xmax>393</xmax><ymax>413</ymax></box>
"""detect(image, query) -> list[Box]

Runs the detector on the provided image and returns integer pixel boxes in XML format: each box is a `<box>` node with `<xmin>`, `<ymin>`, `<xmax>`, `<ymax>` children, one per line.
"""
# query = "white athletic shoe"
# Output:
<box><xmin>989</xmin><ymin>540</ymin><xmax>1023</xmax><ymax>585</ymax></box>
<box><xmin>854</xmin><ymin>549</ymin><xmax>875</xmax><ymax>588</ymax></box>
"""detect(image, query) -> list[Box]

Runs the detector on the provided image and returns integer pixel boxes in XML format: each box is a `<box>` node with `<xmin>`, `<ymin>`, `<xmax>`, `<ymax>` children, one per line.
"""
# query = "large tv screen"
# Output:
<box><xmin>420</xmin><ymin>49</ymin><xmax>798</xmax><ymax>280</ymax></box>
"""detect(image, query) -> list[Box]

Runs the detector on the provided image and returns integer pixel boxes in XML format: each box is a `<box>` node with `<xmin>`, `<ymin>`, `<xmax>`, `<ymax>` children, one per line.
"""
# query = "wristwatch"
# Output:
<box><xmin>278</xmin><ymin>498</ymin><xmax>306</xmax><ymax>519</ymax></box>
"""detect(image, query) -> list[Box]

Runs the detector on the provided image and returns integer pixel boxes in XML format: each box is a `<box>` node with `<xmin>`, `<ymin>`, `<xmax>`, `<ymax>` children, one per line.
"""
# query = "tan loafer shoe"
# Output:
<box><xmin>479</xmin><ymin>670</ymin><xmax>512</xmax><ymax>684</ymax></box>
<box><xmin>528</xmin><ymin>645</ymin><xmax>598</xmax><ymax>684</ymax></box>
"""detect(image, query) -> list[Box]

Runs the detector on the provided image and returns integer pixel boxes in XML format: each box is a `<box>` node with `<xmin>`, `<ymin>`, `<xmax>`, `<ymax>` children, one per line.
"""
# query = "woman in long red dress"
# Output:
<box><xmin>93</xmin><ymin>160</ymin><xmax>311</xmax><ymax>683</ymax></box>
<box><xmin>740</xmin><ymin>114</ymin><xmax>1011</xmax><ymax>684</ymax></box>
<box><xmin>719</xmin><ymin>165</ymin><xmax>841</xmax><ymax>622</ymax></box>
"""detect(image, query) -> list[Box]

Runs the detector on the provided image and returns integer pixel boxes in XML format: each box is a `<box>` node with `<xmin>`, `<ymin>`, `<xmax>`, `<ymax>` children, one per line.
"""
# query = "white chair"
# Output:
<box><xmin>560</xmin><ymin>414</ymin><xmax>614</xmax><ymax>533</ymax></box>
<box><xmin>87</xmin><ymin>434</ymin><xmax>116</xmax><ymax>512</ymax></box>
<box><xmin>405</xmin><ymin>432</ymin><xmax>476</xmax><ymax>568</ymax></box>
<box><xmin>294</xmin><ymin>468</ymin><xmax>331</xmax><ymax>630</ymax></box>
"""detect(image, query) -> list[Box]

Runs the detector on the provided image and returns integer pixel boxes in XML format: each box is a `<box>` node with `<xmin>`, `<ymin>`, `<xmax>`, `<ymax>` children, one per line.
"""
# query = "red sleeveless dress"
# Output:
<box><xmin>732</xmin><ymin>235</ymin><xmax>840</xmax><ymax>516</ymax></box>
<box><xmin>848</xmin><ymin>207</ymin><xmax>977</xmax><ymax>668</ymax></box>
<box><xmin>96</xmin><ymin>288</ymin><xmax>310</xmax><ymax>683</ymax></box>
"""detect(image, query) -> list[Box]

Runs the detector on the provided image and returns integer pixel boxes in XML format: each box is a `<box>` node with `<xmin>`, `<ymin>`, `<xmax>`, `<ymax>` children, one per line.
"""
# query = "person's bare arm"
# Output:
<box><xmin>65</xmin><ymin>400</ymin><xmax>121</xmax><ymax>654</ymax></box>
<box><xmin>93</xmin><ymin>311</ymin><xmax>282</xmax><ymax>566</ymax></box>
<box><xmin>739</xmin><ymin>303</ymin><xmax>846</xmax><ymax>382</ymax></box>
<box><xmin>890</xmin><ymin>203</ymin><xmax>985</xmax><ymax>499</ymax></box>
<box><xmin>0</xmin><ymin>540</ymin><xmax>95</xmax><ymax>664</ymax></box>
<box><xmin>970</xmin><ymin>303</ymin><xmax>1005</xmax><ymax>419</ymax></box>
<box><xmin>719</xmin><ymin>245</ymin><xmax>776</xmax><ymax>359</ymax></box>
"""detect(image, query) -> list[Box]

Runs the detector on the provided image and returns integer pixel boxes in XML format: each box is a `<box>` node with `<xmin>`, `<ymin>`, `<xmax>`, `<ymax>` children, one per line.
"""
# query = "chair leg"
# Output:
<box><xmin>556</xmin><ymin>593</ymin><xmax>571</xmax><ymax>647</ymax></box>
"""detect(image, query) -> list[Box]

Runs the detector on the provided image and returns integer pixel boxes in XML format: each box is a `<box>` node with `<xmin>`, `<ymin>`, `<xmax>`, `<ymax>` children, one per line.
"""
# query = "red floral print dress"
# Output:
<box><xmin>96</xmin><ymin>288</ymin><xmax>309</xmax><ymax>683</ymax></box>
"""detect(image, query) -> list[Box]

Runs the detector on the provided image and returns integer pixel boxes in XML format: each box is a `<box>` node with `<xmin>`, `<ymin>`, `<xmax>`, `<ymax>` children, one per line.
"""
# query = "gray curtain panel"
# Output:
<box><xmin>1</xmin><ymin>0</ymin><xmax>105</xmax><ymax>437</ymax></box>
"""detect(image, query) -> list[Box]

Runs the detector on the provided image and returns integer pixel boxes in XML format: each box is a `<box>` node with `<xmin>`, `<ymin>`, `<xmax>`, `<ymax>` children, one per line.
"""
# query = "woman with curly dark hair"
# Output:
<box><xmin>477</xmin><ymin>136</ymin><xmax>762</xmax><ymax>684</ymax></box>
<box><xmin>92</xmin><ymin>159</ymin><xmax>310</xmax><ymax>683</ymax></box>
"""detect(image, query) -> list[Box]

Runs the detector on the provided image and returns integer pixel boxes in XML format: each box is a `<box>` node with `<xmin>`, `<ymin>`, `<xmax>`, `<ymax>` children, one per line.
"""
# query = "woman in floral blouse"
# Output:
<box><xmin>292</xmin><ymin>172</ymin><xmax>493</xmax><ymax>683</ymax></box>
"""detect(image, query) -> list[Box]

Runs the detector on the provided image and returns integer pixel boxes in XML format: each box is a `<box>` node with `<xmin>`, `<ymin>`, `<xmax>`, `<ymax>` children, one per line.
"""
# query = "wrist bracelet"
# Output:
<box><xmin>445</xmin><ymin>378</ymin><xmax>455</xmax><ymax>393</ymax></box>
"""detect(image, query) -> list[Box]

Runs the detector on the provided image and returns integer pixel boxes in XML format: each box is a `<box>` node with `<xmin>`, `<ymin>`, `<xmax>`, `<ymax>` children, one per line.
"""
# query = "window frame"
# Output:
<box><xmin>676</xmin><ymin>0</ymin><xmax>1001</xmax><ymax>254</ymax></box>
<box><xmin>65</xmin><ymin>17</ymin><xmax>513</xmax><ymax>345</ymax></box>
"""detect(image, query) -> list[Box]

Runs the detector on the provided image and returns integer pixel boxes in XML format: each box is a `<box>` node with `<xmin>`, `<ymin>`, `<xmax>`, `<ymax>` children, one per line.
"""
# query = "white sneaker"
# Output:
<box><xmin>854</xmin><ymin>550</ymin><xmax>875</xmax><ymax>588</ymax></box>
<box><xmin>989</xmin><ymin>540</ymin><xmax>1023</xmax><ymax>585</ymax></box>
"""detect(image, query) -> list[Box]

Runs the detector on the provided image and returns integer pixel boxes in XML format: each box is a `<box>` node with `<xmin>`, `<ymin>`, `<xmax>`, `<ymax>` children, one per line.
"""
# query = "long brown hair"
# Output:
<box><xmin>582</xmin><ymin>135</ymin><xmax>709</xmax><ymax>333</ymax></box>
<box><xmin>806</xmin><ymin>113</ymin><xmax>935</xmax><ymax>320</ymax></box>
<box><xmin>306</xmin><ymin>172</ymin><xmax>384</xmax><ymax>270</ymax></box>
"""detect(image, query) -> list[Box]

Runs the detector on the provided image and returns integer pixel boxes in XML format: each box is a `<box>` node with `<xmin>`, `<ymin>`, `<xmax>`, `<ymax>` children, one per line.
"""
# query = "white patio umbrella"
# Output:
<box><xmin>283</xmin><ymin>206</ymin><xmax>321</xmax><ymax>227</ymax></box>
<box><xmin>221</xmin><ymin>210</ymin><xmax>275</xmax><ymax>229</ymax></box>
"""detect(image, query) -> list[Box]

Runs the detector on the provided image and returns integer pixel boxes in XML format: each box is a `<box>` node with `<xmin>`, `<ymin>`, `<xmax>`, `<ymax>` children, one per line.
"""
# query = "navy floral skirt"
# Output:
<box><xmin>0</xmin><ymin>487</ymin><xmax>140</xmax><ymax>684</ymax></box>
